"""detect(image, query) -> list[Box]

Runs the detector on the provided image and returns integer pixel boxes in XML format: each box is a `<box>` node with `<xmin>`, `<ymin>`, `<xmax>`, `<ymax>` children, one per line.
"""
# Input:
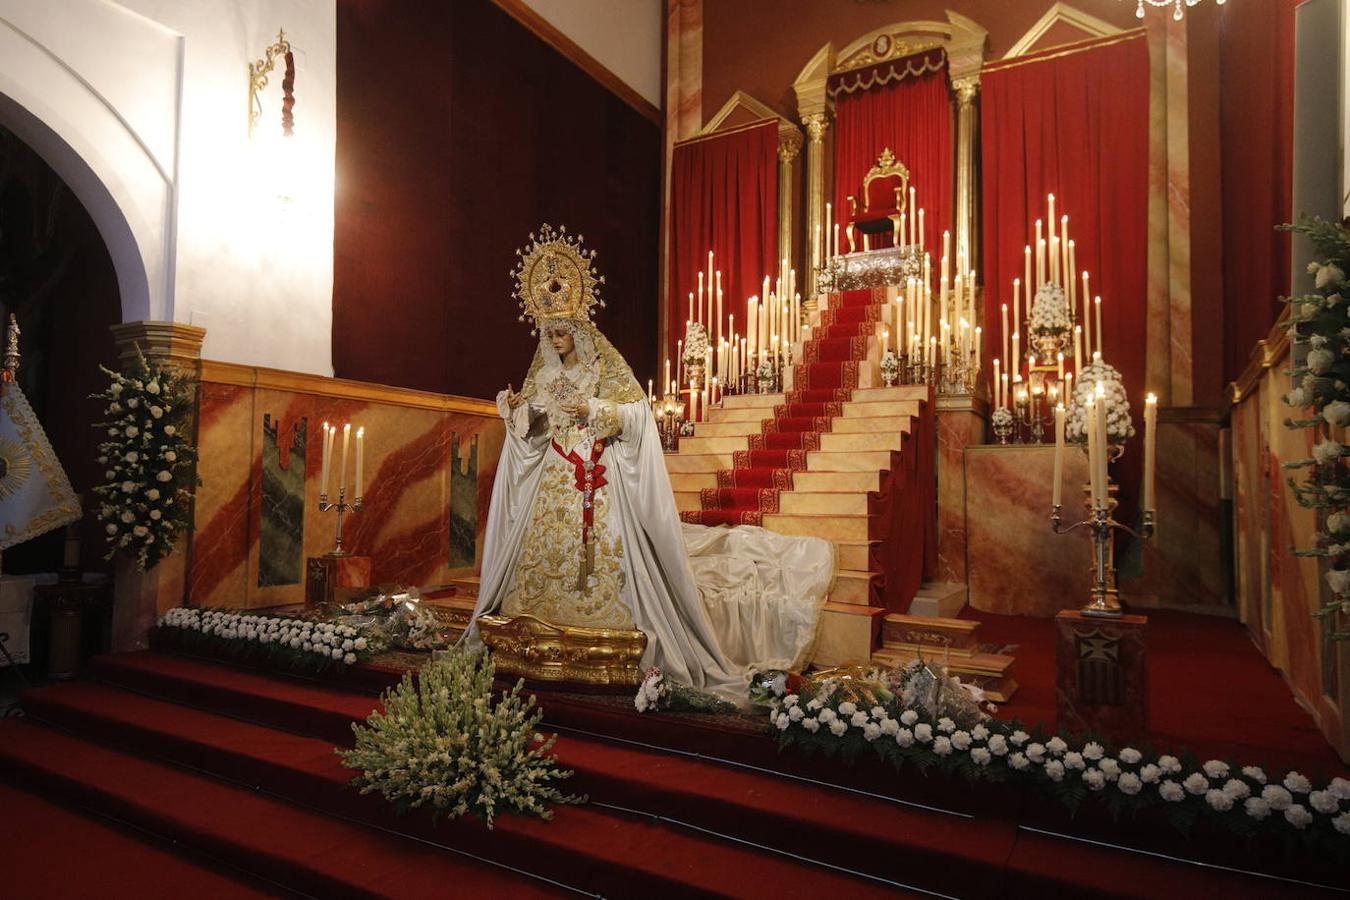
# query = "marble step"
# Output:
<box><xmin>836</xmin><ymin>540</ymin><xmax>876</xmax><ymax>572</ymax></box>
<box><xmin>692</xmin><ymin>415</ymin><xmax>911</xmax><ymax>439</ymax></box>
<box><xmin>840</xmin><ymin>399</ymin><xmax>921</xmax><ymax>418</ymax></box>
<box><xmin>676</xmin><ymin>435</ymin><xmax>750</xmax><ymax>455</ymax></box>
<box><xmin>674</xmin><ymin>491</ymin><xmax>700</xmax><ymax>512</ymax></box>
<box><xmin>811</xmin><ymin>601</ymin><xmax>886</xmax><ymax>667</ymax></box>
<box><xmin>909</xmin><ymin>582</ymin><xmax>968</xmax><ymax>619</ymax></box>
<box><xmin>779</xmin><ymin>491</ymin><xmax>869</xmax><ymax>516</ymax></box>
<box><xmin>791</xmin><ymin>471</ymin><xmax>882</xmax><ymax>493</ymax></box>
<box><xmin>818</xmin><ymin>432</ymin><xmax>904</xmax><ymax>453</ymax></box>
<box><xmin>761</xmin><ymin>513</ymin><xmax>869</xmax><ymax>541</ymax></box>
<box><xmin>806</xmin><ymin>450</ymin><xmax>894</xmax><ymax>472</ymax></box>
<box><xmin>720</xmin><ymin>392</ymin><xmax>785</xmax><ymax>410</ymax></box>
<box><xmin>694</xmin><ymin>421</ymin><xmax>772</xmax><ymax>438</ymax></box>
<box><xmin>668</xmin><ymin>472</ymin><xmax>718</xmax><ymax>492</ymax></box>
<box><xmin>850</xmin><ymin>386</ymin><xmax>929</xmax><ymax>403</ymax></box>
<box><xmin>664</xmin><ymin>453</ymin><xmax>735</xmax><ymax>473</ymax></box>
<box><xmin>828</xmin><ymin>568</ymin><xmax>877</xmax><ymax>605</ymax></box>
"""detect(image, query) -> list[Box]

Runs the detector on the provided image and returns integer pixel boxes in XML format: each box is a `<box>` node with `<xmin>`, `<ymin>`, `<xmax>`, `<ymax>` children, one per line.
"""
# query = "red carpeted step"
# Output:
<box><xmin>750</xmin><ymin>431</ymin><xmax>818</xmax><ymax>451</ymax></box>
<box><xmin>731</xmin><ymin>448</ymin><xmax>809</xmax><ymax>470</ymax></box>
<box><xmin>715</xmin><ymin>467</ymin><xmax>793</xmax><ymax>490</ymax></box>
<box><xmin>0</xmin><ymin>782</ymin><xmax>282</xmax><ymax>899</ymax></box>
<box><xmin>764</xmin><ymin>415</ymin><xmax>828</xmax><ymax>433</ymax></box>
<box><xmin>698</xmin><ymin>487</ymin><xmax>771</xmax><ymax>511</ymax></box>
<box><xmin>0</xmin><ymin>719</ymin><xmax>562</xmax><ymax>899</ymax></box>
<box><xmin>18</xmin><ymin>682</ymin><xmax>906</xmax><ymax>899</ymax></box>
<box><xmin>776</xmin><ymin>401</ymin><xmax>843</xmax><ymax>419</ymax></box>
<box><xmin>793</xmin><ymin>361</ymin><xmax>858</xmax><ymax>391</ymax></box>
<box><xmin>786</xmin><ymin>387</ymin><xmax>853</xmax><ymax>405</ymax></box>
<box><xmin>808</xmin><ymin>336</ymin><xmax>866</xmax><ymax>363</ymax></box>
<box><xmin>836</xmin><ymin>289</ymin><xmax>879</xmax><ymax>308</ymax></box>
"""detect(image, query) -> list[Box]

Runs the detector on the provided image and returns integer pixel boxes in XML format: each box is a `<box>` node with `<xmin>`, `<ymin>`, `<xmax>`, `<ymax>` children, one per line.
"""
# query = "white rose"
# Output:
<box><xmin>1183</xmin><ymin>772</ymin><xmax>1209</xmax><ymax>795</ymax></box>
<box><xmin>121</xmin><ymin>481</ymin><xmax>135</xmax><ymax>493</ymax></box>
<box><xmin>1158</xmin><ymin>755</ymin><xmax>1182</xmax><ymax>775</ymax></box>
<box><xmin>1118</xmin><ymin>773</ymin><xmax>1143</xmax><ymax>795</ymax></box>
<box><xmin>125</xmin><ymin>425</ymin><xmax>139</xmax><ymax>437</ymax></box>
<box><xmin>354</xmin><ymin>637</ymin><xmax>368</xmax><ymax>651</ymax></box>
<box><xmin>801</xmin><ymin>717</ymin><xmax>820</xmax><ymax>733</ymax></box>
<box><xmin>971</xmin><ymin>724</ymin><xmax>989</xmax><ymax>742</ymax></box>
<box><xmin>1324</xmin><ymin>400</ymin><xmax>1350</xmax><ymax>427</ymax></box>
<box><xmin>1313</xmin><ymin>439</ymin><xmax>1344</xmax><ymax>466</ymax></box>
<box><xmin>1159</xmin><ymin>781</ymin><xmax>1185</xmax><ymax>802</ymax></box>
<box><xmin>1099</xmin><ymin>759</ymin><xmax>1121</xmax><ymax>780</ymax></box>
<box><xmin>781</xmin><ymin>695</ymin><xmax>799</xmax><ymax>708</ymax></box>
<box><xmin>775</xmin><ymin>714</ymin><xmax>790</xmax><ymax>731</ymax></box>
<box><xmin>344</xmin><ymin>653</ymin><xmax>357</xmax><ymax>665</ymax></box>
<box><xmin>1309</xmin><ymin>790</ymin><xmax>1340</xmax><ymax>815</ymax></box>
<box><xmin>1082</xmin><ymin>742</ymin><xmax>1104</xmax><ymax>761</ymax></box>
<box><xmin>913</xmin><ymin>723</ymin><xmax>933</xmax><ymax>744</ymax></box>
<box><xmin>1027</xmin><ymin>743</ymin><xmax>1047</xmax><ymax>763</ymax></box>
<box><xmin>1328</xmin><ymin>777</ymin><xmax>1350</xmax><ymax>800</ymax></box>
<box><xmin>1221</xmin><ymin>778</ymin><xmax>1251</xmax><ymax>800</ymax></box>
<box><xmin>828</xmin><ymin>719</ymin><xmax>848</xmax><ymax>736</ymax></box>
<box><xmin>951</xmin><ymin>731</ymin><xmax>972</xmax><ymax>751</ymax></box>
<box><xmin>1118</xmin><ymin>747</ymin><xmax>1142</xmax><ymax>765</ymax></box>
<box><xmin>937</xmin><ymin>717</ymin><xmax>956</xmax><ymax>734</ymax></box>
<box><xmin>970</xmin><ymin>747</ymin><xmax>992</xmax><ymax>766</ymax></box>
<box><xmin>1261</xmin><ymin>784</ymin><xmax>1293</xmax><ymax>810</ymax></box>
<box><xmin>933</xmin><ymin>736</ymin><xmax>953</xmax><ymax>756</ymax></box>
<box><xmin>131</xmin><ymin>525</ymin><xmax>148</xmax><ymax>537</ymax></box>
<box><xmin>879</xmin><ymin>717</ymin><xmax>898</xmax><ymax>736</ymax></box>
<box><xmin>818</xmin><ymin>708</ymin><xmax>836</xmax><ymax>724</ymax></box>
<box><xmin>1084</xmin><ymin>769</ymin><xmax>1106</xmax><ymax>791</ymax></box>
<box><xmin>1243</xmin><ymin>766</ymin><xmax>1268</xmax><ymax>784</ymax></box>
<box><xmin>1284</xmin><ymin>804</ymin><xmax>1313</xmax><ymax>829</ymax></box>
<box><xmin>1283</xmin><ymin>771</ymin><xmax>1312</xmax><ymax>794</ymax></box>
<box><xmin>850</xmin><ymin>711</ymin><xmax>869</xmax><ymax>728</ymax></box>
<box><xmin>149</xmin><ymin>510</ymin><xmax>162</xmax><ymax>520</ymax></box>
<box><xmin>1202</xmin><ymin>760</ymin><xmax>1230</xmax><ymax>780</ymax></box>
<box><xmin>342</xmin><ymin>639</ymin><xmax>354</xmax><ymax>651</ymax></box>
<box><xmin>331</xmin><ymin>647</ymin><xmax>344</xmax><ymax>660</ymax></box>
<box><xmin>788</xmin><ymin>705</ymin><xmax>804</xmax><ymax>722</ymax></box>
<box><xmin>150</xmin><ymin>406</ymin><xmax>164</xmax><ymax>419</ymax></box>
<box><xmin>1326</xmin><ymin>568</ymin><xmax>1350</xmax><ymax>597</ymax></box>
<box><xmin>105</xmin><ymin>523</ymin><xmax>118</xmax><ymax>535</ymax></box>
<box><xmin>1064</xmin><ymin>752</ymin><xmax>1085</xmax><ymax>771</ymax></box>
<box><xmin>837</xmin><ymin>701</ymin><xmax>857</xmax><ymax>717</ymax></box>
<box><xmin>900</xmin><ymin>710</ymin><xmax>919</xmax><ymax>726</ymax></box>
<box><xmin>125</xmin><ymin>451</ymin><xmax>139</xmax><ymax>463</ymax></box>
<box><xmin>120</xmin><ymin>511</ymin><xmax>135</xmax><ymax>523</ymax></box>
<box><xmin>1010</xmin><ymin>730</ymin><xmax>1030</xmax><ymax>747</ymax></box>
<box><xmin>146</xmin><ymin>489</ymin><xmax>160</xmax><ymax>501</ymax></box>
<box><xmin>146</xmin><ymin>380</ymin><xmax>161</xmax><ymax>395</ymax></box>
<box><xmin>869</xmin><ymin>705</ymin><xmax>886</xmax><ymax>720</ymax></box>
<box><xmin>109</xmin><ymin>383</ymin><xmax>123</xmax><ymax>395</ymax></box>
<box><xmin>1204</xmin><ymin>789</ymin><xmax>1233</xmax><ymax>812</ymax></box>
<box><xmin>862</xmin><ymin>722</ymin><xmax>882</xmax><ymax>741</ymax></box>
<box><xmin>1046</xmin><ymin>737</ymin><xmax>1068</xmax><ymax>756</ymax></box>
<box><xmin>1044</xmin><ymin>760</ymin><xmax>1066</xmax><ymax>782</ymax></box>
<box><xmin>1008</xmin><ymin>752</ymin><xmax>1030</xmax><ymax>772</ymax></box>
<box><xmin>105</xmin><ymin>469</ymin><xmax>115</xmax><ymax>480</ymax></box>
<box><xmin>156</xmin><ymin>471</ymin><xmax>172</xmax><ymax>482</ymax></box>
<box><xmin>1243</xmin><ymin>797</ymin><xmax>1271</xmax><ymax>820</ymax></box>
<box><xmin>164</xmin><ymin>450</ymin><xmax>177</xmax><ymax>462</ymax></box>
<box><xmin>1286</xmin><ymin>387</ymin><xmax>1308</xmax><ymax>407</ymax></box>
<box><xmin>1315</xmin><ymin>263</ymin><xmax>1346</xmax><ymax>289</ymax></box>
<box><xmin>164</xmin><ymin>425</ymin><xmax>177</xmax><ymax>436</ymax></box>
<box><xmin>1306</xmin><ymin>348</ymin><xmax>1335</xmax><ymax>374</ymax></box>
<box><xmin>987</xmin><ymin>734</ymin><xmax>1008</xmax><ymax>756</ymax></box>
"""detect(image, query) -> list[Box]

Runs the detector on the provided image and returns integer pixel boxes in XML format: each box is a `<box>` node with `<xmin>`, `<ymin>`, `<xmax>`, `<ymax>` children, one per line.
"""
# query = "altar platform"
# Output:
<box><xmin>2</xmin><ymin>605</ymin><xmax>1344</xmax><ymax>898</ymax></box>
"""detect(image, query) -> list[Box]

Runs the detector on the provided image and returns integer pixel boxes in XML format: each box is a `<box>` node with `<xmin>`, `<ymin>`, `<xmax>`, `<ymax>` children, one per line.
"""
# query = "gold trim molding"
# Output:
<box><xmin>1002</xmin><ymin>2</ymin><xmax>1125</xmax><ymax>60</ymax></box>
<box><xmin>477</xmin><ymin>613</ymin><xmax>648</xmax><ymax>687</ymax></box>
<box><xmin>1228</xmin><ymin>307</ymin><xmax>1291</xmax><ymax>408</ymax></box>
<box><xmin>110</xmin><ymin>321</ymin><xmax>206</xmax><ymax>370</ymax></box>
<box><xmin>200</xmin><ymin>359</ymin><xmax>498</xmax><ymax>416</ymax></box>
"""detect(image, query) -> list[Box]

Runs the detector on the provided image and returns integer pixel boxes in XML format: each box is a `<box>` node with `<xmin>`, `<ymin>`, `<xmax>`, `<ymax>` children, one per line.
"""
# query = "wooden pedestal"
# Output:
<box><xmin>305</xmin><ymin>555</ymin><xmax>372</xmax><ymax>607</ymax></box>
<box><xmin>1055</xmin><ymin>610</ymin><xmax>1148</xmax><ymax>743</ymax></box>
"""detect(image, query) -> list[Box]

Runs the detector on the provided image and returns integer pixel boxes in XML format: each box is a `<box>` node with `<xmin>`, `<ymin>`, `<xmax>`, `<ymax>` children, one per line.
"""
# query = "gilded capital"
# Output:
<box><xmin>777</xmin><ymin>132</ymin><xmax>803</xmax><ymax>163</ymax></box>
<box><xmin>802</xmin><ymin>113</ymin><xmax>830</xmax><ymax>143</ymax></box>
<box><xmin>953</xmin><ymin>76</ymin><xmax>980</xmax><ymax>108</ymax></box>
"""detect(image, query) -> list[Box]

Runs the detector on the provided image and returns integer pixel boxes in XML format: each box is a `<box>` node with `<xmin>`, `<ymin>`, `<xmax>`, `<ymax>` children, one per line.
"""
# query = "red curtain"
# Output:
<box><xmin>667</xmin><ymin>121</ymin><xmax>778</xmax><ymax>367</ymax></box>
<box><xmin>1220</xmin><ymin>0</ymin><xmax>1297</xmax><ymax>381</ymax></box>
<box><xmin>981</xmin><ymin>33</ymin><xmax>1150</xmax><ymax>411</ymax></box>
<box><xmin>833</xmin><ymin>59</ymin><xmax>953</xmax><ymax>253</ymax></box>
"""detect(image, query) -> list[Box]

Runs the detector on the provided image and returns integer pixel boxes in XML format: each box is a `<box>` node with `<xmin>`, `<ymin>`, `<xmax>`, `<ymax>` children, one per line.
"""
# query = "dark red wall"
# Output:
<box><xmin>334</xmin><ymin>0</ymin><xmax>661</xmax><ymax>400</ymax></box>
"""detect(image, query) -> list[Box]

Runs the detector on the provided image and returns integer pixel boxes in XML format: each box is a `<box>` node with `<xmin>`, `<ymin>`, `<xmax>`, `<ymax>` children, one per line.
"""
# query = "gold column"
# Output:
<box><xmin>952</xmin><ymin>75</ymin><xmax>980</xmax><ymax>270</ymax></box>
<box><xmin>777</xmin><ymin>132</ymin><xmax>802</xmax><ymax>287</ymax></box>
<box><xmin>109</xmin><ymin>320</ymin><xmax>207</xmax><ymax>373</ymax></box>
<box><xmin>801</xmin><ymin>113</ymin><xmax>830</xmax><ymax>310</ymax></box>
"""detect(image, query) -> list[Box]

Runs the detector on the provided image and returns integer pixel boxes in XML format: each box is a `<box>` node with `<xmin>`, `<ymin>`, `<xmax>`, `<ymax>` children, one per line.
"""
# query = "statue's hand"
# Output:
<box><xmin>561</xmin><ymin>398</ymin><xmax>589</xmax><ymax>417</ymax></box>
<box><xmin>506</xmin><ymin>385</ymin><xmax>526</xmax><ymax>409</ymax></box>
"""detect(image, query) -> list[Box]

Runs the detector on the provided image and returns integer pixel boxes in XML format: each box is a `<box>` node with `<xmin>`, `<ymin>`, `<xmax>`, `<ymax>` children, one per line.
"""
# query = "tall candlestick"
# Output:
<box><xmin>1035</xmin><ymin>220</ymin><xmax>1044</xmax><ymax>285</ymax></box>
<box><xmin>1067</xmin><ymin>239</ymin><xmax>1077</xmax><ymax>314</ymax></box>
<box><xmin>993</xmin><ymin>358</ymin><xmax>1002</xmax><ymax>408</ymax></box>
<box><xmin>1013</xmin><ymin>331</ymin><xmax>1021</xmax><ymax>384</ymax></box>
<box><xmin>908</xmin><ymin>187</ymin><xmax>917</xmax><ymax>246</ymax></box>
<box><xmin>918</xmin><ymin>208</ymin><xmax>925</xmax><ymax>251</ymax></box>
<box><xmin>1081</xmin><ymin>271</ymin><xmax>1091</xmax><ymax>352</ymax></box>
<box><xmin>833</xmin><ymin>223</ymin><xmax>840</xmax><ymax>258</ymax></box>
<box><xmin>1087</xmin><ymin>393</ymin><xmax>1101</xmax><ymax>506</ymax></box>
<box><xmin>1144</xmin><ymin>393</ymin><xmax>1158</xmax><ymax>512</ymax></box>
<box><xmin>697</xmin><ymin>271</ymin><xmax>704</xmax><ymax>326</ymax></box>
<box><xmin>354</xmin><ymin>427</ymin><xmax>365</xmax><ymax>500</ymax></box>
<box><xmin>1074</xmin><ymin>325</ymin><xmax>1083</xmax><ymax>376</ymax></box>
<box><xmin>825</xmin><ymin>202</ymin><xmax>832</xmax><ymax>258</ymax></box>
<box><xmin>1060</xmin><ymin>215</ymin><xmax>1070</xmax><ymax>289</ymax></box>
<box><xmin>1047</xmin><ymin>194</ymin><xmax>1056</xmax><ymax>245</ymax></box>
<box><xmin>1024</xmin><ymin>245</ymin><xmax>1032</xmax><ymax>298</ymax></box>
<box><xmin>1094</xmin><ymin>295</ymin><xmax>1103</xmax><ymax>359</ymax></box>
<box><xmin>1053</xmin><ymin>403</ymin><xmax>1065</xmax><ymax>508</ymax></box>
<box><xmin>1001</xmin><ymin>304</ymin><xmax>1010</xmax><ymax>385</ymax></box>
<box><xmin>1094</xmin><ymin>382</ymin><xmax>1109</xmax><ymax>507</ymax></box>
<box><xmin>899</xmin><ymin>213</ymin><xmax>907</xmax><ymax>252</ymax></box>
<box><xmin>1057</xmin><ymin>352</ymin><xmax>1064</xmax><ymax>381</ymax></box>
<box><xmin>339</xmin><ymin>423</ymin><xmax>351</xmax><ymax>496</ymax></box>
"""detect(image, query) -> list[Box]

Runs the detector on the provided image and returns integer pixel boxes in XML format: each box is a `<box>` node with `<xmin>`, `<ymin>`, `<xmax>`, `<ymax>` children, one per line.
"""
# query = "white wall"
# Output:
<box><xmin>521</xmin><ymin>0</ymin><xmax>663</xmax><ymax>107</ymax></box>
<box><xmin>0</xmin><ymin>0</ymin><xmax>336</xmax><ymax>375</ymax></box>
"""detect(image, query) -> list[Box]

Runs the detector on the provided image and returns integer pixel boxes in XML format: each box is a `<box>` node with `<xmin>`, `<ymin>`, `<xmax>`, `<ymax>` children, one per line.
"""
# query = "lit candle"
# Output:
<box><xmin>648</xmin><ymin>379</ymin><xmax>654</xmax><ymax>403</ymax></box>
<box><xmin>993</xmin><ymin>358</ymin><xmax>1002</xmax><ymax>408</ymax></box>
<box><xmin>1074</xmin><ymin>325</ymin><xmax>1084</xmax><ymax>377</ymax></box>
<box><xmin>1053</xmin><ymin>403</ymin><xmax>1065</xmax><ymax>508</ymax></box>
<box><xmin>690</xmin><ymin>379</ymin><xmax>698</xmax><ymax>422</ymax></box>
<box><xmin>339</xmin><ymin>423</ymin><xmax>351</xmax><ymax>496</ymax></box>
<box><xmin>1060</xmin><ymin>215</ymin><xmax>1070</xmax><ymax>289</ymax></box>
<box><xmin>1081</xmin><ymin>271</ymin><xmax>1091</xmax><ymax>352</ymax></box>
<box><xmin>1012</xmin><ymin>331</ymin><xmax>1021</xmax><ymax>385</ymax></box>
<box><xmin>1086</xmin><ymin>392</ymin><xmax>1100</xmax><ymax>506</ymax></box>
<box><xmin>1067</xmin><ymin>239</ymin><xmax>1077</xmax><ymax>312</ymax></box>
<box><xmin>354</xmin><ymin>426</ymin><xmax>365</xmax><ymax>500</ymax></box>
<box><xmin>1095</xmin><ymin>382</ymin><xmax>1109</xmax><ymax>507</ymax></box>
<box><xmin>1035</xmin><ymin>219</ymin><xmax>1044</xmax><ymax>284</ymax></box>
<box><xmin>1001</xmin><ymin>303</ymin><xmax>1010</xmax><ymax>383</ymax></box>
<box><xmin>974</xmin><ymin>326</ymin><xmax>982</xmax><ymax>373</ymax></box>
<box><xmin>825</xmin><ymin>202</ymin><xmax>833</xmax><ymax>257</ymax></box>
<box><xmin>665</xmin><ymin>358</ymin><xmax>671</xmax><ymax>395</ymax></box>
<box><xmin>320</xmin><ymin>421</ymin><xmax>332</xmax><ymax>496</ymax></box>
<box><xmin>1012</xmin><ymin>285</ymin><xmax>1020</xmax><ymax>367</ymax></box>
<box><xmin>1094</xmin><ymin>296</ymin><xmax>1103</xmax><ymax>359</ymax></box>
<box><xmin>883</xmin><ymin>328</ymin><xmax>891</xmax><ymax>355</ymax></box>
<box><xmin>1144</xmin><ymin>393</ymin><xmax>1158</xmax><ymax>512</ymax></box>
<box><xmin>833</xmin><ymin>223</ymin><xmax>841</xmax><ymax>258</ymax></box>
<box><xmin>697</xmin><ymin>271</ymin><xmax>704</xmax><ymax>327</ymax></box>
<box><xmin>1024</xmin><ymin>245</ymin><xmax>1032</xmax><ymax>299</ymax></box>
<box><xmin>918</xmin><ymin>208</ymin><xmax>925</xmax><ymax>251</ymax></box>
<box><xmin>909</xmin><ymin>187</ymin><xmax>917</xmax><ymax>246</ymax></box>
<box><xmin>1057</xmin><ymin>352</ymin><xmax>1064</xmax><ymax>381</ymax></box>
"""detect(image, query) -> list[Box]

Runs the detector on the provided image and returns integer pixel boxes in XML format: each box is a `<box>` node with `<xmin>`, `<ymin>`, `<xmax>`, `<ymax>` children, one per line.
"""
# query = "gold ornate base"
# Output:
<box><xmin>476</xmin><ymin>614</ymin><xmax>648</xmax><ymax>688</ymax></box>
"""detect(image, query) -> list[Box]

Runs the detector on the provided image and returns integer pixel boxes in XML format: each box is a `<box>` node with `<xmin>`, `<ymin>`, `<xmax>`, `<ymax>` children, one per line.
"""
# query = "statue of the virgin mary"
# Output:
<box><xmin>464</xmin><ymin>225</ymin><xmax>833</xmax><ymax>701</ymax></box>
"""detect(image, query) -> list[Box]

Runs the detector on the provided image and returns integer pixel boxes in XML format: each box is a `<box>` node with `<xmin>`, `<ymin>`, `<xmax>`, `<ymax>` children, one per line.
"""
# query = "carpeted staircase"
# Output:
<box><xmin>1</xmin><ymin>651</ymin><xmax>1328</xmax><ymax>898</ymax></box>
<box><xmin>670</xmin><ymin>288</ymin><xmax>938</xmax><ymax>661</ymax></box>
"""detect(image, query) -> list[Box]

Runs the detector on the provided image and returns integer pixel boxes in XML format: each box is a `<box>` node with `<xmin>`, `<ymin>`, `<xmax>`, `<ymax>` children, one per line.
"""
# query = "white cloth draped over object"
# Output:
<box><xmin>462</xmin><ymin>319</ymin><xmax>834</xmax><ymax>702</ymax></box>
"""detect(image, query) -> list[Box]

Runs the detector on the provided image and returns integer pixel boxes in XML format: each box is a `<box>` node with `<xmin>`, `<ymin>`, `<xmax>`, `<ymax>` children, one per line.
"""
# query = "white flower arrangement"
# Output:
<box><xmin>155</xmin><ymin>607</ymin><xmax>371</xmax><ymax>671</ymax></box>
<box><xmin>682</xmin><ymin>320</ymin><xmax>709</xmax><ymax>367</ymax></box>
<box><xmin>756</xmin><ymin>660</ymin><xmax>1350</xmax><ymax>846</ymax></box>
<box><xmin>634</xmin><ymin>666</ymin><xmax>737</xmax><ymax>714</ymax></box>
<box><xmin>91</xmin><ymin>348</ymin><xmax>197</xmax><ymax>570</ymax></box>
<box><xmin>991</xmin><ymin>406</ymin><xmax>1014</xmax><ymax>429</ymax></box>
<box><xmin>340</xmin><ymin>647</ymin><xmax>583</xmax><ymax>829</ymax></box>
<box><xmin>1064</xmin><ymin>359</ymin><xmax>1135</xmax><ymax>444</ymax></box>
<box><xmin>1282</xmin><ymin>217</ymin><xmax>1350</xmax><ymax>639</ymax></box>
<box><xmin>880</xmin><ymin>349</ymin><xmax>901</xmax><ymax>384</ymax></box>
<box><xmin>1029</xmin><ymin>283</ymin><xmax>1072</xmax><ymax>336</ymax></box>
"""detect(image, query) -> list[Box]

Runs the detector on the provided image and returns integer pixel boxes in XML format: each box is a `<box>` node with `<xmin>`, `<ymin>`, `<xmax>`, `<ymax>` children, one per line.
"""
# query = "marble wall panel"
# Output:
<box><xmin>190</xmin><ymin>376</ymin><xmax>503</xmax><ymax>609</ymax></box>
<box><xmin>936</xmin><ymin>405</ymin><xmax>984</xmax><ymax>587</ymax></box>
<box><xmin>966</xmin><ymin>445</ymin><xmax>1092</xmax><ymax>618</ymax></box>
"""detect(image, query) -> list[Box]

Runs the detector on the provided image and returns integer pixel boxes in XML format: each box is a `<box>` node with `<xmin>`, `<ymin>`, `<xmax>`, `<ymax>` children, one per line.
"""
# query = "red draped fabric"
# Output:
<box><xmin>981</xmin><ymin>32</ymin><xmax>1150</xmax><ymax>412</ymax></box>
<box><xmin>833</xmin><ymin>57</ymin><xmax>953</xmax><ymax>252</ymax></box>
<box><xmin>667</xmin><ymin>121</ymin><xmax>778</xmax><ymax>366</ymax></box>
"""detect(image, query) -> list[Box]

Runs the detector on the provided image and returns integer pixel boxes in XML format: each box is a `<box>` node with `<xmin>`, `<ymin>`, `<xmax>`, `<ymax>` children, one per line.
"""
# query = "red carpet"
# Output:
<box><xmin>5</xmin><ymin>648</ymin><xmax>1343</xmax><ymax>897</ymax></box>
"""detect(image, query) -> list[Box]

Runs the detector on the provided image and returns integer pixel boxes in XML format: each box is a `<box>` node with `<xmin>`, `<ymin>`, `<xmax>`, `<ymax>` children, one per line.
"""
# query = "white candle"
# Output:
<box><xmin>825</xmin><ymin>202</ymin><xmax>833</xmax><ymax>258</ymax></box>
<box><xmin>1081</xmin><ymin>271</ymin><xmax>1092</xmax><ymax>352</ymax></box>
<box><xmin>1057</xmin><ymin>352</ymin><xmax>1064</xmax><ymax>382</ymax></box>
<box><xmin>1095</xmin><ymin>382</ymin><xmax>1109</xmax><ymax>507</ymax></box>
<box><xmin>697</xmin><ymin>271</ymin><xmax>704</xmax><ymax>326</ymax></box>
<box><xmin>690</xmin><ymin>379</ymin><xmax>698</xmax><ymax>421</ymax></box>
<box><xmin>354</xmin><ymin>427</ymin><xmax>365</xmax><ymax>500</ymax></box>
<box><xmin>1074</xmin><ymin>325</ymin><xmax>1084</xmax><ymax>377</ymax></box>
<box><xmin>1067</xmin><ymin>239</ymin><xmax>1077</xmax><ymax>313</ymax></box>
<box><xmin>1012</xmin><ymin>331</ymin><xmax>1021</xmax><ymax>385</ymax></box>
<box><xmin>1035</xmin><ymin>220</ymin><xmax>1044</xmax><ymax>285</ymax></box>
<box><xmin>1144</xmin><ymin>393</ymin><xmax>1158</xmax><ymax>512</ymax></box>
<box><xmin>319</xmin><ymin>422</ymin><xmax>332</xmax><ymax>496</ymax></box>
<box><xmin>1053</xmin><ymin>404</ymin><xmax>1065</xmax><ymax>508</ymax></box>
<box><xmin>1024</xmin><ymin>245</ymin><xmax>1032</xmax><ymax>299</ymax></box>
<box><xmin>993</xmin><ymin>358</ymin><xmax>1002</xmax><ymax>408</ymax></box>
<box><xmin>1094</xmin><ymin>295</ymin><xmax>1103</xmax><ymax>358</ymax></box>
<box><xmin>1086</xmin><ymin>393</ymin><xmax>1100</xmax><ymax>506</ymax></box>
<box><xmin>1001</xmin><ymin>304</ymin><xmax>1010</xmax><ymax>384</ymax></box>
<box><xmin>899</xmin><ymin>213</ymin><xmax>907</xmax><ymax>252</ymax></box>
<box><xmin>339</xmin><ymin>423</ymin><xmax>351</xmax><ymax>496</ymax></box>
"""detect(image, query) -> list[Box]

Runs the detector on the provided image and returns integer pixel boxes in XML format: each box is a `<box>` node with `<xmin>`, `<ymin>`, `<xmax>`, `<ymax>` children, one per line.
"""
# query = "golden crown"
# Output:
<box><xmin>512</xmin><ymin>224</ymin><xmax>606</xmax><ymax>331</ymax></box>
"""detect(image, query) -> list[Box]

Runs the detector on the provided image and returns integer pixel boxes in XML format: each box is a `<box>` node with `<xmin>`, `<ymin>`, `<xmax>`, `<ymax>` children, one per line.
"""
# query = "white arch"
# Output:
<box><xmin>0</xmin><ymin>6</ymin><xmax>182</xmax><ymax>323</ymax></box>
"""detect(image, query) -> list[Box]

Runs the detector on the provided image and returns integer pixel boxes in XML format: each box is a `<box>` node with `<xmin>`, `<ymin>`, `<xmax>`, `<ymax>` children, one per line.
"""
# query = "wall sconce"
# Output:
<box><xmin>248</xmin><ymin>29</ymin><xmax>295</xmax><ymax>138</ymax></box>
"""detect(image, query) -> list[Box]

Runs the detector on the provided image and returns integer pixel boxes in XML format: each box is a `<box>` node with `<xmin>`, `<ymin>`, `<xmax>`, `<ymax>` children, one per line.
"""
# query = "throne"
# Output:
<box><xmin>845</xmin><ymin>148</ymin><xmax>910</xmax><ymax>254</ymax></box>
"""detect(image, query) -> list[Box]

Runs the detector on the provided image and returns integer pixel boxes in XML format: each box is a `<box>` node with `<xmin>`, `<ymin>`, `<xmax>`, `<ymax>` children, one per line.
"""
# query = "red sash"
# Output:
<box><xmin>551</xmin><ymin>437</ymin><xmax>607</xmax><ymax>588</ymax></box>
